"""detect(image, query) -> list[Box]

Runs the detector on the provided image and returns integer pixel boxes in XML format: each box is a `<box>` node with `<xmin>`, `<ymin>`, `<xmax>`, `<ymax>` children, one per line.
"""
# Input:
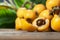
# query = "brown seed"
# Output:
<box><xmin>36</xmin><ymin>19</ymin><xmax>46</xmax><ymax>26</ymax></box>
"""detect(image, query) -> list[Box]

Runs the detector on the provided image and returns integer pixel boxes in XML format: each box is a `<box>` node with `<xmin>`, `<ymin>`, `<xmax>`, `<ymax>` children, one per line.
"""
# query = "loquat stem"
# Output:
<box><xmin>22</xmin><ymin>1</ymin><xmax>34</xmax><ymax>9</ymax></box>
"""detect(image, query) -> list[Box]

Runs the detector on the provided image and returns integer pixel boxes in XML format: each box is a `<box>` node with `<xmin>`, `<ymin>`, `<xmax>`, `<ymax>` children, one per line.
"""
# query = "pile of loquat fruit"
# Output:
<box><xmin>15</xmin><ymin>0</ymin><xmax>60</xmax><ymax>32</ymax></box>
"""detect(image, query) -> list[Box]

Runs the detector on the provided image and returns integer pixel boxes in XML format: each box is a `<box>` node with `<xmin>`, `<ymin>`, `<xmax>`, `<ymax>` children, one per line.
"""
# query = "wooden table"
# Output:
<box><xmin>0</xmin><ymin>29</ymin><xmax>60</xmax><ymax>40</ymax></box>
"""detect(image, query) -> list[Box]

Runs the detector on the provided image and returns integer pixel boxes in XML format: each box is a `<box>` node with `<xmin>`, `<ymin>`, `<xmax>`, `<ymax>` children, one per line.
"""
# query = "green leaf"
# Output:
<box><xmin>0</xmin><ymin>6</ymin><xmax>16</xmax><ymax>28</ymax></box>
<box><xmin>14</xmin><ymin>0</ymin><xmax>25</xmax><ymax>8</ymax></box>
<box><xmin>25</xmin><ymin>3</ymin><xmax>31</xmax><ymax>9</ymax></box>
<box><xmin>30</xmin><ymin>0</ymin><xmax>46</xmax><ymax>5</ymax></box>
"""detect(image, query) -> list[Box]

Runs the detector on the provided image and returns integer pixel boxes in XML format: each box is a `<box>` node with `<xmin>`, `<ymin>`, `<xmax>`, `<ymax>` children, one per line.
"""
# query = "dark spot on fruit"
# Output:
<box><xmin>35</xmin><ymin>12</ymin><xmax>38</xmax><ymax>15</ymax></box>
<box><xmin>52</xmin><ymin>6</ymin><xmax>60</xmax><ymax>14</ymax></box>
<box><xmin>52</xmin><ymin>6</ymin><xmax>57</xmax><ymax>10</ymax></box>
<box><xmin>20</xmin><ymin>17</ymin><xmax>24</xmax><ymax>19</ymax></box>
<box><xmin>49</xmin><ymin>11</ymin><xmax>54</xmax><ymax>16</ymax></box>
<box><xmin>49</xmin><ymin>10</ymin><xmax>54</xmax><ymax>16</ymax></box>
<box><xmin>36</xmin><ymin>19</ymin><xmax>46</xmax><ymax>26</ymax></box>
<box><xmin>35</xmin><ymin>12</ymin><xmax>39</xmax><ymax>18</ymax></box>
<box><xmin>22</xmin><ymin>17</ymin><xmax>24</xmax><ymax>18</ymax></box>
<box><xmin>26</xmin><ymin>18</ymin><xmax>32</xmax><ymax>23</ymax></box>
<box><xmin>54</xmin><ymin>7</ymin><xmax>60</xmax><ymax>13</ymax></box>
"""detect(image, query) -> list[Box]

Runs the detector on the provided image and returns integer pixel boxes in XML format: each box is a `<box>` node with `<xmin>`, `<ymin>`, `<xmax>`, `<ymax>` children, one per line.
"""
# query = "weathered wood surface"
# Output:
<box><xmin>0</xmin><ymin>29</ymin><xmax>60</xmax><ymax>40</ymax></box>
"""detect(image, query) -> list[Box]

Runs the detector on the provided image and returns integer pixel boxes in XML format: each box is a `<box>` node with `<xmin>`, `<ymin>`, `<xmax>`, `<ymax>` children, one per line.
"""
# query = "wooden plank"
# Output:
<box><xmin>0</xmin><ymin>29</ymin><xmax>60</xmax><ymax>40</ymax></box>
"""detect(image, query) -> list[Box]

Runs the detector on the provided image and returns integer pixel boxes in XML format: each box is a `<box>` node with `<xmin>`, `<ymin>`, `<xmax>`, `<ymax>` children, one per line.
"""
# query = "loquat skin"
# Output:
<box><xmin>15</xmin><ymin>18</ymin><xmax>23</xmax><ymax>30</ymax></box>
<box><xmin>24</xmin><ymin>10</ymin><xmax>36</xmax><ymax>21</ymax></box>
<box><xmin>51</xmin><ymin>14</ymin><xmax>60</xmax><ymax>31</ymax></box>
<box><xmin>33</xmin><ymin>4</ymin><xmax>45</xmax><ymax>15</ymax></box>
<box><xmin>32</xmin><ymin>17</ymin><xmax>50</xmax><ymax>32</ymax></box>
<box><xmin>17</xmin><ymin>7</ymin><xmax>27</xmax><ymax>18</ymax></box>
<box><xmin>39</xmin><ymin>10</ymin><xmax>53</xmax><ymax>20</ymax></box>
<box><xmin>21</xmin><ymin>19</ymin><xmax>36</xmax><ymax>32</ymax></box>
<box><xmin>46</xmin><ymin>0</ymin><xmax>60</xmax><ymax>10</ymax></box>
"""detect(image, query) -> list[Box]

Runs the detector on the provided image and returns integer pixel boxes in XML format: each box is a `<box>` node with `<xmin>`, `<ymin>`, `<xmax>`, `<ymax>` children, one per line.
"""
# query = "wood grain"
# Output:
<box><xmin>0</xmin><ymin>29</ymin><xmax>60</xmax><ymax>40</ymax></box>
